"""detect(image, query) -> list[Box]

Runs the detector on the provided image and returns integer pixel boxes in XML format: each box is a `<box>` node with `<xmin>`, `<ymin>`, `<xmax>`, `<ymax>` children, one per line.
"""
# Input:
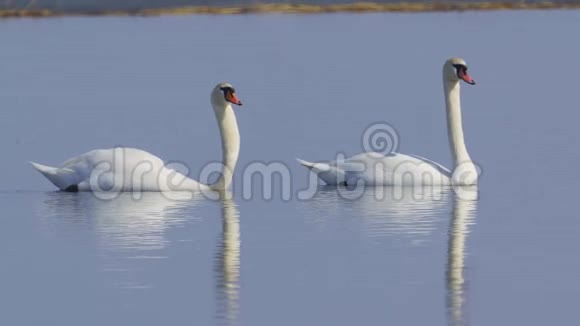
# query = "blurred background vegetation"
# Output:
<box><xmin>0</xmin><ymin>0</ymin><xmax>577</xmax><ymax>12</ymax></box>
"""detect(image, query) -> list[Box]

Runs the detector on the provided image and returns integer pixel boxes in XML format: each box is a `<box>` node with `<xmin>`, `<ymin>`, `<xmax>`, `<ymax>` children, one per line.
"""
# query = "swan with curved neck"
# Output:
<box><xmin>298</xmin><ymin>57</ymin><xmax>478</xmax><ymax>186</ymax></box>
<box><xmin>30</xmin><ymin>82</ymin><xmax>243</xmax><ymax>192</ymax></box>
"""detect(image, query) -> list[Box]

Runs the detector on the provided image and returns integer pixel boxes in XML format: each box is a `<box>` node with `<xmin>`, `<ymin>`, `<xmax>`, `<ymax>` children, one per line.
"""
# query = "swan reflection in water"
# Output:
<box><xmin>307</xmin><ymin>185</ymin><xmax>478</xmax><ymax>325</ymax></box>
<box><xmin>446</xmin><ymin>186</ymin><xmax>478</xmax><ymax>326</ymax></box>
<box><xmin>40</xmin><ymin>191</ymin><xmax>201</xmax><ymax>288</ymax></box>
<box><xmin>214</xmin><ymin>191</ymin><xmax>241</xmax><ymax>326</ymax></box>
<box><xmin>310</xmin><ymin>185</ymin><xmax>451</xmax><ymax>241</ymax></box>
<box><xmin>40</xmin><ymin>190</ymin><xmax>242</xmax><ymax>324</ymax></box>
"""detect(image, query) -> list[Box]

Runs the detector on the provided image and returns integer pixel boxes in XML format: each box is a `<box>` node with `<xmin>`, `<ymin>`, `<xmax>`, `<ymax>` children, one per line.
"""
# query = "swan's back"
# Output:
<box><xmin>298</xmin><ymin>152</ymin><xmax>451</xmax><ymax>186</ymax></box>
<box><xmin>63</xmin><ymin>148</ymin><xmax>166</xmax><ymax>172</ymax></box>
<box><xmin>31</xmin><ymin>147</ymin><xmax>200</xmax><ymax>192</ymax></box>
<box><xmin>342</xmin><ymin>152</ymin><xmax>451</xmax><ymax>186</ymax></box>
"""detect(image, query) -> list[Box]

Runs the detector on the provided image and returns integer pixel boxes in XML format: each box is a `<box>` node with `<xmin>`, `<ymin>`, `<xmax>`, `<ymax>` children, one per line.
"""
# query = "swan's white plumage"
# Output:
<box><xmin>298</xmin><ymin>152</ymin><xmax>451</xmax><ymax>186</ymax></box>
<box><xmin>31</xmin><ymin>148</ymin><xmax>204</xmax><ymax>192</ymax></box>
<box><xmin>298</xmin><ymin>57</ymin><xmax>478</xmax><ymax>186</ymax></box>
<box><xmin>31</xmin><ymin>83</ymin><xmax>242</xmax><ymax>192</ymax></box>
<box><xmin>29</xmin><ymin>161</ymin><xmax>78</xmax><ymax>190</ymax></box>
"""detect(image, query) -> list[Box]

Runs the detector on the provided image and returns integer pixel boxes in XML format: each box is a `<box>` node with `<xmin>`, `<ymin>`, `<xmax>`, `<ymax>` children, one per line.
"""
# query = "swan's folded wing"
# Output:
<box><xmin>406</xmin><ymin>153</ymin><xmax>452</xmax><ymax>176</ymax></box>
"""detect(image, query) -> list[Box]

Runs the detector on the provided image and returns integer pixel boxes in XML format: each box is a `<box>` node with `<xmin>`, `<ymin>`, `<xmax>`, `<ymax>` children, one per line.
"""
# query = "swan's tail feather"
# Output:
<box><xmin>296</xmin><ymin>158</ymin><xmax>317</xmax><ymax>169</ymax></box>
<box><xmin>296</xmin><ymin>158</ymin><xmax>342</xmax><ymax>185</ymax></box>
<box><xmin>29</xmin><ymin>161</ymin><xmax>76</xmax><ymax>190</ymax></box>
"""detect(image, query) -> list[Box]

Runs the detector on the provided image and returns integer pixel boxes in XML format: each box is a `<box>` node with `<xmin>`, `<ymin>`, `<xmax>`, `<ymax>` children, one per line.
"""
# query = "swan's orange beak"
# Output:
<box><xmin>226</xmin><ymin>92</ymin><xmax>243</xmax><ymax>106</ymax></box>
<box><xmin>458</xmin><ymin>70</ymin><xmax>476</xmax><ymax>85</ymax></box>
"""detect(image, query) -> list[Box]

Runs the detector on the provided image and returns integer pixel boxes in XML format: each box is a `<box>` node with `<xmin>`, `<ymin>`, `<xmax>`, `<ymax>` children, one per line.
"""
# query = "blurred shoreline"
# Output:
<box><xmin>1</xmin><ymin>2</ymin><xmax>579</xmax><ymax>18</ymax></box>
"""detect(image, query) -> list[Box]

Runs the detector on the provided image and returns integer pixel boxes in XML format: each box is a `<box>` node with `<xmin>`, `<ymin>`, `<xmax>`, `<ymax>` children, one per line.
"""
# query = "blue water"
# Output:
<box><xmin>1</xmin><ymin>11</ymin><xmax>580</xmax><ymax>325</ymax></box>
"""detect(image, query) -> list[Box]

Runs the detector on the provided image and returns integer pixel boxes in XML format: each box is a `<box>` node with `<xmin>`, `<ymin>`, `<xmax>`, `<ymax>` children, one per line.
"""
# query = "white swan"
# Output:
<box><xmin>30</xmin><ymin>82</ymin><xmax>243</xmax><ymax>192</ymax></box>
<box><xmin>298</xmin><ymin>57</ymin><xmax>478</xmax><ymax>186</ymax></box>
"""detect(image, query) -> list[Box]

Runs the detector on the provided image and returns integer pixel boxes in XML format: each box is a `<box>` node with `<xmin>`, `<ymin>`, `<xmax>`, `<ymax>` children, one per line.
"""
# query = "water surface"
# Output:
<box><xmin>1</xmin><ymin>11</ymin><xmax>580</xmax><ymax>325</ymax></box>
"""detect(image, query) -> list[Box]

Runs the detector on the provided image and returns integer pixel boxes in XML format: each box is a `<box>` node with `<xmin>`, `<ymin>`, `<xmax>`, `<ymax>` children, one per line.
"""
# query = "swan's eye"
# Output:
<box><xmin>452</xmin><ymin>64</ymin><xmax>467</xmax><ymax>76</ymax></box>
<box><xmin>220</xmin><ymin>87</ymin><xmax>235</xmax><ymax>94</ymax></box>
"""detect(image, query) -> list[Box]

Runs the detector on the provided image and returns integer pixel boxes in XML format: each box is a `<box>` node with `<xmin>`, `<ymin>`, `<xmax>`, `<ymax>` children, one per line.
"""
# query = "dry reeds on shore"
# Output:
<box><xmin>1</xmin><ymin>2</ymin><xmax>579</xmax><ymax>18</ymax></box>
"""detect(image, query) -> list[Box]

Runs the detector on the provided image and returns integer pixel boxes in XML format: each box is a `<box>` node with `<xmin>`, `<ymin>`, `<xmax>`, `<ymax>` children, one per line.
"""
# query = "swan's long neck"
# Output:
<box><xmin>211</xmin><ymin>103</ymin><xmax>240</xmax><ymax>190</ymax></box>
<box><xmin>444</xmin><ymin>80</ymin><xmax>472</xmax><ymax>167</ymax></box>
